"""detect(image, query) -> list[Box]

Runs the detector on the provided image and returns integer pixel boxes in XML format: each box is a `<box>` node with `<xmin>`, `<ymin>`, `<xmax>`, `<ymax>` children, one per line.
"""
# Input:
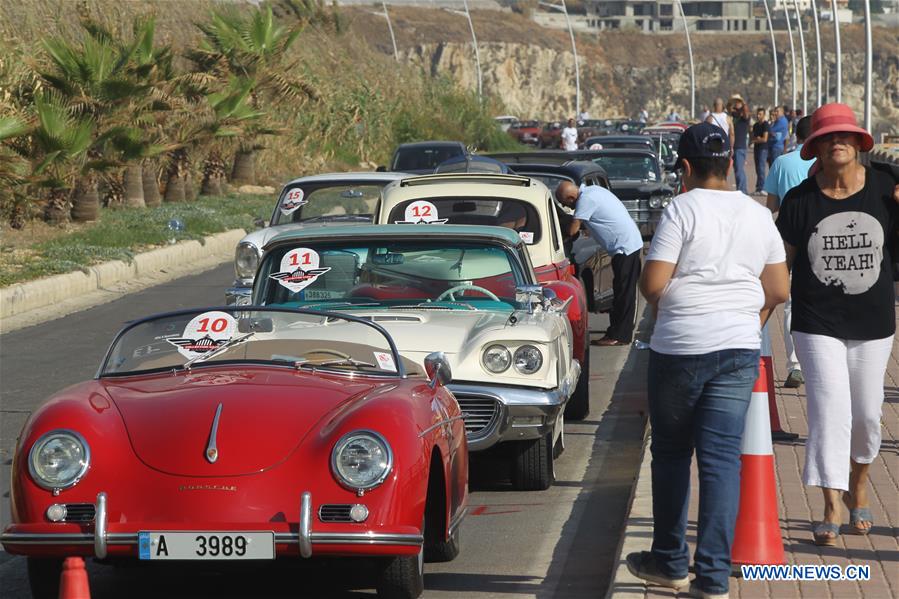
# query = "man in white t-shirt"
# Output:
<box><xmin>625</xmin><ymin>123</ymin><xmax>789</xmax><ymax>599</ymax></box>
<box><xmin>561</xmin><ymin>118</ymin><xmax>578</xmax><ymax>151</ymax></box>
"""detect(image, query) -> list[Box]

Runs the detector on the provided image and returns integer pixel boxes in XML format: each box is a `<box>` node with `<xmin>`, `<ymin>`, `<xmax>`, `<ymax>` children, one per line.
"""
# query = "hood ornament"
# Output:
<box><xmin>205</xmin><ymin>403</ymin><xmax>223</xmax><ymax>464</ymax></box>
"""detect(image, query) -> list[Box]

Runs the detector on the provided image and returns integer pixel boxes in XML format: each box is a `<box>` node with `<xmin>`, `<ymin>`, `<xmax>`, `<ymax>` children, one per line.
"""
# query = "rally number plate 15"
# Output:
<box><xmin>138</xmin><ymin>531</ymin><xmax>275</xmax><ymax>560</ymax></box>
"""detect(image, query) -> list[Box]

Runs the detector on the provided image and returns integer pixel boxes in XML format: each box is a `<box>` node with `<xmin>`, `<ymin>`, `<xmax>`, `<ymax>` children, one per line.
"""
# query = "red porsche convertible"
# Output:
<box><xmin>1</xmin><ymin>307</ymin><xmax>468</xmax><ymax>599</ymax></box>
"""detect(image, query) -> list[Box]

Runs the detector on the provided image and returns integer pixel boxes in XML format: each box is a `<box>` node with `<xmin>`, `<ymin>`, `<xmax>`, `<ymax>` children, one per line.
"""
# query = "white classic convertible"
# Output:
<box><xmin>252</xmin><ymin>224</ymin><xmax>580</xmax><ymax>490</ymax></box>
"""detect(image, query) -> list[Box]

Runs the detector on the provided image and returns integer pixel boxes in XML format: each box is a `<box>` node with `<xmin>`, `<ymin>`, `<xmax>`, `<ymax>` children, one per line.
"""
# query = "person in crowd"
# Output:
<box><xmin>775</xmin><ymin>103</ymin><xmax>899</xmax><ymax>546</ymax></box>
<box><xmin>628</xmin><ymin>122</ymin><xmax>789</xmax><ymax>599</ymax></box>
<box><xmin>768</xmin><ymin>106</ymin><xmax>789</xmax><ymax>166</ymax></box>
<box><xmin>561</xmin><ymin>117</ymin><xmax>579</xmax><ymax>151</ymax></box>
<box><xmin>729</xmin><ymin>94</ymin><xmax>751</xmax><ymax>194</ymax></box>
<box><xmin>764</xmin><ymin>115</ymin><xmax>816</xmax><ymax>388</ymax></box>
<box><xmin>578</xmin><ymin>109</ymin><xmax>590</xmax><ymax>121</ymax></box>
<box><xmin>698</xmin><ymin>104</ymin><xmax>710</xmax><ymax>123</ymax></box>
<box><xmin>666</xmin><ymin>107</ymin><xmax>681</xmax><ymax>122</ymax></box>
<box><xmin>751</xmin><ymin>107</ymin><xmax>770</xmax><ymax>194</ymax></box>
<box><xmin>639</xmin><ymin>107</ymin><xmax>649</xmax><ymax>123</ymax></box>
<box><xmin>705</xmin><ymin>98</ymin><xmax>730</xmax><ymax>135</ymax></box>
<box><xmin>555</xmin><ymin>180</ymin><xmax>643</xmax><ymax>346</ymax></box>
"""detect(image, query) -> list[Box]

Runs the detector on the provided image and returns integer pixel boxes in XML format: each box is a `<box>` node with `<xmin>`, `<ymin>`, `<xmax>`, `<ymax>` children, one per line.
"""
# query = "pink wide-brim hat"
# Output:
<box><xmin>801</xmin><ymin>103</ymin><xmax>874</xmax><ymax>160</ymax></box>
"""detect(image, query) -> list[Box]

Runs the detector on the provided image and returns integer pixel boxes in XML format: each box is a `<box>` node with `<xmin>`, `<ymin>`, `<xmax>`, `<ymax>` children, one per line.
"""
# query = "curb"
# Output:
<box><xmin>1</xmin><ymin>229</ymin><xmax>245</xmax><ymax>324</ymax></box>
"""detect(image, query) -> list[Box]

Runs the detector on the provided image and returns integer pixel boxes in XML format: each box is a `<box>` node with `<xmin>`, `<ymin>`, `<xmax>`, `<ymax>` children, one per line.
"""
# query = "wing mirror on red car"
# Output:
<box><xmin>424</xmin><ymin>352</ymin><xmax>452</xmax><ymax>388</ymax></box>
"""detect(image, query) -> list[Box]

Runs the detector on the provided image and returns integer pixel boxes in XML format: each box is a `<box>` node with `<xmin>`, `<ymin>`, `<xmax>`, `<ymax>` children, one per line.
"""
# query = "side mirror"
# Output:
<box><xmin>665</xmin><ymin>171</ymin><xmax>678</xmax><ymax>185</ymax></box>
<box><xmin>375</xmin><ymin>165</ymin><xmax>387</xmax><ymax>172</ymax></box>
<box><xmin>542</xmin><ymin>286</ymin><xmax>573</xmax><ymax>312</ymax></box>
<box><xmin>515</xmin><ymin>284</ymin><xmax>543</xmax><ymax>314</ymax></box>
<box><xmin>424</xmin><ymin>352</ymin><xmax>452</xmax><ymax>388</ymax></box>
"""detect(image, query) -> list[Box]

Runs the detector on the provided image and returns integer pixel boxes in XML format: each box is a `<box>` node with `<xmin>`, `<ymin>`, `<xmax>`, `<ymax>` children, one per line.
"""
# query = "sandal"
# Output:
<box><xmin>813</xmin><ymin>522</ymin><xmax>840</xmax><ymax>546</ymax></box>
<box><xmin>847</xmin><ymin>507</ymin><xmax>874</xmax><ymax>535</ymax></box>
<box><xmin>842</xmin><ymin>492</ymin><xmax>874</xmax><ymax>535</ymax></box>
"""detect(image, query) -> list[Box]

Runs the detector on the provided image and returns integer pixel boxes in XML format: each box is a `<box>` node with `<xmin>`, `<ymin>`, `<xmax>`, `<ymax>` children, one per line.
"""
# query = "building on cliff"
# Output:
<box><xmin>584</xmin><ymin>0</ymin><xmax>766</xmax><ymax>32</ymax></box>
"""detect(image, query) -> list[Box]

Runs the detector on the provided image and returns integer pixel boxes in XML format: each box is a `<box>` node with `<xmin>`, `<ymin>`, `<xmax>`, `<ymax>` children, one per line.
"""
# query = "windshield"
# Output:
<box><xmin>271</xmin><ymin>183</ymin><xmax>384</xmax><ymax>226</ymax></box>
<box><xmin>592</xmin><ymin>155</ymin><xmax>660</xmax><ymax>182</ymax></box>
<box><xmin>256</xmin><ymin>240</ymin><xmax>526</xmax><ymax>310</ymax></box>
<box><xmin>100</xmin><ymin>307</ymin><xmax>409</xmax><ymax>377</ymax></box>
<box><xmin>386</xmin><ymin>197</ymin><xmax>541</xmax><ymax>245</ymax></box>
<box><xmin>519</xmin><ymin>174</ymin><xmax>571</xmax><ymax>194</ymax></box>
<box><xmin>392</xmin><ymin>146</ymin><xmax>465</xmax><ymax>171</ymax></box>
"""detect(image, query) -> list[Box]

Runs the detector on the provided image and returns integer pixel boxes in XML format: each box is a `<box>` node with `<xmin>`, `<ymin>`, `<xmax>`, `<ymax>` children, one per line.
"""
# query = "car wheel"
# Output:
<box><xmin>425</xmin><ymin>522</ymin><xmax>461</xmax><ymax>563</ymax></box>
<box><xmin>511</xmin><ymin>432</ymin><xmax>555</xmax><ymax>491</ymax></box>
<box><xmin>376</xmin><ymin>522</ymin><xmax>425</xmax><ymax>599</ymax></box>
<box><xmin>565</xmin><ymin>342</ymin><xmax>590</xmax><ymax>421</ymax></box>
<box><xmin>27</xmin><ymin>557</ymin><xmax>62</xmax><ymax>599</ymax></box>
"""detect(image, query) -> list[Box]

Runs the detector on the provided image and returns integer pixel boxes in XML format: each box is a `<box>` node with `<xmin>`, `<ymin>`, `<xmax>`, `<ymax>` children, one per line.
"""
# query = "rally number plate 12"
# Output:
<box><xmin>138</xmin><ymin>531</ymin><xmax>275</xmax><ymax>560</ymax></box>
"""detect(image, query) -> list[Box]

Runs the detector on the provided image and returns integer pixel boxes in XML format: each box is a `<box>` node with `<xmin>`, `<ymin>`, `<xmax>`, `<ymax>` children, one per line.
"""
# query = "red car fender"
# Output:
<box><xmin>543</xmin><ymin>279</ymin><xmax>589</xmax><ymax>363</ymax></box>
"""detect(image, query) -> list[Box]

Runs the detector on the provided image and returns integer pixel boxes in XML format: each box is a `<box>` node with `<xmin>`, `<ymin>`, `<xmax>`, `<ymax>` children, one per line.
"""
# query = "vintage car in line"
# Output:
<box><xmin>377</xmin><ymin>173</ymin><xmax>591</xmax><ymax>420</ymax></box>
<box><xmin>1</xmin><ymin>307</ymin><xmax>465</xmax><ymax>599</ymax></box>
<box><xmin>378</xmin><ymin>141</ymin><xmax>468</xmax><ymax>175</ymax></box>
<box><xmin>506</xmin><ymin>162</ymin><xmax>615</xmax><ymax>313</ymax></box>
<box><xmin>537</xmin><ymin>121</ymin><xmax>563</xmax><ymax>148</ymax></box>
<box><xmin>226</xmin><ymin>172</ymin><xmax>407</xmax><ymax>305</ymax></box>
<box><xmin>254</xmin><ymin>225</ymin><xmax>581</xmax><ymax>491</ymax></box>
<box><xmin>507</xmin><ymin>120</ymin><xmax>541</xmax><ymax>146</ymax></box>
<box><xmin>590</xmin><ymin>148</ymin><xmax>676</xmax><ymax>238</ymax></box>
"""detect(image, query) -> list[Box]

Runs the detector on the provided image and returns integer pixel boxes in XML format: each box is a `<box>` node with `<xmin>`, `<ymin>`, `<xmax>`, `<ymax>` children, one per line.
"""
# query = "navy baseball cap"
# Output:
<box><xmin>675</xmin><ymin>122</ymin><xmax>731</xmax><ymax>170</ymax></box>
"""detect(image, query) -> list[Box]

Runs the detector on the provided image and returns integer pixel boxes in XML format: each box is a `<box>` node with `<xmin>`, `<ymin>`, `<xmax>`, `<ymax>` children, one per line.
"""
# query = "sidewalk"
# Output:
<box><xmin>606</xmin><ymin>305</ymin><xmax>899</xmax><ymax>598</ymax></box>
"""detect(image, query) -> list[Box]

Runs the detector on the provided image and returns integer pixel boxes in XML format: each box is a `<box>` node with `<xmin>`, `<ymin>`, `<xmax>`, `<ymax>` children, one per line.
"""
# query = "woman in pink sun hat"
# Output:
<box><xmin>775</xmin><ymin>103</ymin><xmax>899</xmax><ymax>546</ymax></box>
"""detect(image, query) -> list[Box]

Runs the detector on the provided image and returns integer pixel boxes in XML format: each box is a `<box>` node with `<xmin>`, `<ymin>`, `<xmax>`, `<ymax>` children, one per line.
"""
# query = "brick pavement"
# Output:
<box><xmin>606</xmin><ymin>306</ymin><xmax>899</xmax><ymax>598</ymax></box>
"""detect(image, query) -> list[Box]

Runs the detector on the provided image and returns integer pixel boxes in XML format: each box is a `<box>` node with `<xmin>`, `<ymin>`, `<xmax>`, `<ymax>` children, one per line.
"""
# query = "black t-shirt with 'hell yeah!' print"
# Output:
<box><xmin>776</xmin><ymin>167</ymin><xmax>899</xmax><ymax>340</ymax></box>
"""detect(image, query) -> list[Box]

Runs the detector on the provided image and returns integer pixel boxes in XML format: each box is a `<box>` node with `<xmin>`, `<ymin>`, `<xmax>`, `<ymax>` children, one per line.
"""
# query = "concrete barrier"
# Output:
<box><xmin>0</xmin><ymin>229</ymin><xmax>246</xmax><ymax>322</ymax></box>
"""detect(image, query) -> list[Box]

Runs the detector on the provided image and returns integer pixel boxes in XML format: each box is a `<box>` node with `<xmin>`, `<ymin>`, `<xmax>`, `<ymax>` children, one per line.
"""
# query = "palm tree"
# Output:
<box><xmin>0</xmin><ymin>116</ymin><xmax>31</xmax><ymax>228</ymax></box>
<box><xmin>191</xmin><ymin>5</ymin><xmax>317</xmax><ymax>184</ymax></box>
<box><xmin>27</xmin><ymin>93</ymin><xmax>95</xmax><ymax>224</ymax></box>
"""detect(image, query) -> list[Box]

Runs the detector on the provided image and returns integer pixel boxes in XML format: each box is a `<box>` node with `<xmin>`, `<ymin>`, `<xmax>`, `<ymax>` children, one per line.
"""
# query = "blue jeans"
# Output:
<box><xmin>753</xmin><ymin>146</ymin><xmax>768</xmax><ymax>192</ymax></box>
<box><xmin>647</xmin><ymin>348</ymin><xmax>760</xmax><ymax>594</ymax></box>
<box><xmin>767</xmin><ymin>142</ymin><xmax>783</xmax><ymax>166</ymax></box>
<box><xmin>733</xmin><ymin>148</ymin><xmax>748</xmax><ymax>194</ymax></box>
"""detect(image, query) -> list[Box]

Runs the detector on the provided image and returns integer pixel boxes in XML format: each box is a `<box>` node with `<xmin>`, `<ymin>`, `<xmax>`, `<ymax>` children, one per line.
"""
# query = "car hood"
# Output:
<box><xmin>102</xmin><ymin>367</ymin><xmax>377</xmax><ymax>477</ymax></box>
<box><xmin>609</xmin><ymin>181</ymin><xmax>670</xmax><ymax>199</ymax></box>
<box><xmin>350</xmin><ymin>309</ymin><xmax>514</xmax><ymax>354</ymax></box>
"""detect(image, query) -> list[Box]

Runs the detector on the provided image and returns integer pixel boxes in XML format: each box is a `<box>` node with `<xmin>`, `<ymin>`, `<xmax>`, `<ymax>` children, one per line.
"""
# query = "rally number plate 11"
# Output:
<box><xmin>138</xmin><ymin>531</ymin><xmax>275</xmax><ymax>560</ymax></box>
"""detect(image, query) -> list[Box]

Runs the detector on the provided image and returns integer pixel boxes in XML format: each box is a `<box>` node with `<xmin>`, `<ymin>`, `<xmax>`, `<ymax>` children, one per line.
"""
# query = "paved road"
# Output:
<box><xmin>0</xmin><ymin>264</ymin><xmax>649</xmax><ymax>598</ymax></box>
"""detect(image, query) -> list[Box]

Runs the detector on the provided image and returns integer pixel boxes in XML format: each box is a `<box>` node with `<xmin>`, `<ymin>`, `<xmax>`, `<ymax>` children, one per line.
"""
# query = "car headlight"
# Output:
<box><xmin>513</xmin><ymin>345</ymin><xmax>543</xmax><ymax>374</ymax></box>
<box><xmin>482</xmin><ymin>344</ymin><xmax>512</xmax><ymax>373</ymax></box>
<box><xmin>28</xmin><ymin>430</ymin><xmax>90</xmax><ymax>492</ymax></box>
<box><xmin>660</xmin><ymin>196</ymin><xmax>672</xmax><ymax>208</ymax></box>
<box><xmin>234</xmin><ymin>242</ymin><xmax>261</xmax><ymax>281</ymax></box>
<box><xmin>331</xmin><ymin>431</ymin><xmax>393</xmax><ymax>492</ymax></box>
<box><xmin>649</xmin><ymin>196</ymin><xmax>662</xmax><ymax>209</ymax></box>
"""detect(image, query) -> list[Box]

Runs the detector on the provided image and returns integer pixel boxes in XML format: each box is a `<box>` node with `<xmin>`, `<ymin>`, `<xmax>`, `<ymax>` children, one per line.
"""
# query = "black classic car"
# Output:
<box><xmin>590</xmin><ymin>149</ymin><xmax>676</xmax><ymax>238</ymax></box>
<box><xmin>379</xmin><ymin>141</ymin><xmax>467</xmax><ymax>174</ymax></box>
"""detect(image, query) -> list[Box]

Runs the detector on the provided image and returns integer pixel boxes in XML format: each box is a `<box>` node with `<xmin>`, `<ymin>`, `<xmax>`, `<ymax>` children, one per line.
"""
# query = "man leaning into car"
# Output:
<box><xmin>556</xmin><ymin>180</ymin><xmax>643</xmax><ymax>346</ymax></box>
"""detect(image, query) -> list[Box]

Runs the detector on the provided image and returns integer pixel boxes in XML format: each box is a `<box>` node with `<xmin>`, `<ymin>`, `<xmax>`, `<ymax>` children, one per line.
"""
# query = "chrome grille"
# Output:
<box><xmin>456</xmin><ymin>396</ymin><xmax>500</xmax><ymax>438</ymax></box>
<box><xmin>318</xmin><ymin>504</ymin><xmax>353</xmax><ymax>523</ymax></box>
<box><xmin>63</xmin><ymin>503</ymin><xmax>96</xmax><ymax>523</ymax></box>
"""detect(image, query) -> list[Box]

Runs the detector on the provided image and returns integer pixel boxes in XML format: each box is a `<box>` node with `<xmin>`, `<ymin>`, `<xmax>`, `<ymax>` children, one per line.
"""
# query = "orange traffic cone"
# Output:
<box><xmin>59</xmin><ymin>557</ymin><xmax>91</xmax><ymax>599</ymax></box>
<box><xmin>731</xmin><ymin>358</ymin><xmax>786</xmax><ymax>566</ymax></box>
<box><xmin>760</xmin><ymin>325</ymin><xmax>798</xmax><ymax>441</ymax></box>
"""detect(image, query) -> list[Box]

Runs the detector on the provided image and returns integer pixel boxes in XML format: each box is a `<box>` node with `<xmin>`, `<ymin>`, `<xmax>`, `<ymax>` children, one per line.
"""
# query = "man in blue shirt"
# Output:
<box><xmin>767</xmin><ymin>106</ymin><xmax>789</xmax><ymax>166</ymax></box>
<box><xmin>764</xmin><ymin>115</ymin><xmax>815</xmax><ymax>389</ymax></box>
<box><xmin>556</xmin><ymin>181</ymin><xmax>643</xmax><ymax>346</ymax></box>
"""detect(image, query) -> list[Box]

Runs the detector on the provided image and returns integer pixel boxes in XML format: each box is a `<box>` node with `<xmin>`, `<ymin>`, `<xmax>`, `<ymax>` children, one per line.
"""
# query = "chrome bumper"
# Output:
<box><xmin>450</xmin><ymin>358</ymin><xmax>580</xmax><ymax>452</ymax></box>
<box><xmin>0</xmin><ymin>491</ymin><xmax>423</xmax><ymax>558</ymax></box>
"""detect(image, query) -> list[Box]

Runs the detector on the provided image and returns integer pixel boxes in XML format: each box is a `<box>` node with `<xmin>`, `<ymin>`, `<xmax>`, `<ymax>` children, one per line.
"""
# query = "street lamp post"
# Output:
<box><xmin>382</xmin><ymin>2</ymin><xmax>399</xmax><ymax>62</ymax></box>
<box><xmin>863</xmin><ymin>0</ymin><xmax>872</xmax><ymax>130</ymax></box>
<box><xmin>446</xmin><ymin>0</ymin><xmax>483</xmax><ymax>99</ymax></box>
<box><xmin>793</xmin><ymin>0</ymin><xmax>808</xmax><ymax>114</ymax></box>
<box><xmin>539</xmin><ymin>0</ymin><xmax>581</xmax><ymax>116</ymax></box>
<box><xmin>810</xmin><ymin>0</ymin><xmax>822</xmax><ymax>107</ymax></box>
<box><xmin>831</xmin><ymin>0</ymin><xmax>841</xmax><ymax>101</ymax></box>
<box><xmin>762</xmin><ymin>0</ymin><xmax>779</xmax><ymax>108</ymax></box>
<box><xmin>674</xmin><ymin>0</ymin><xmax>695</xmax><ymax>119</ymax></box>
<box><xmin>783</xmin><ymin>0</ymin><xmax>797</xmax><ymax>111</ymax></box>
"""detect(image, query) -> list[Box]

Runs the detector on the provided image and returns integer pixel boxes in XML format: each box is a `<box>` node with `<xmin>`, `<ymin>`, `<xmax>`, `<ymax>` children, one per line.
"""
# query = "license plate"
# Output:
<box><xmin>138</xmin><ymin>531</ymin><xmax>274</xmax><ymax>560</ymax></box>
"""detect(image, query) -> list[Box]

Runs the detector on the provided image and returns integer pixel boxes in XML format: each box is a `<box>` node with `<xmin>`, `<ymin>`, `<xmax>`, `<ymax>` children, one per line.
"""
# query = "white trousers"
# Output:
<box><xmin>793</xmin><ymin>331</ymin><xmax>894</xmax><ymax>491</ymax></box>
<box><xmin>783</xmin><ymin>295</ymin><xmax>801</xmax><ymax>372</ymax></box>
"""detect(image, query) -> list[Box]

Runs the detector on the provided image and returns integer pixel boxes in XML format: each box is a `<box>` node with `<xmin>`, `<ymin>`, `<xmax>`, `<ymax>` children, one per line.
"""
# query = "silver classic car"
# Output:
<box><xmin>225</xmin><ymin>172</ymin><xmax>407</xmax><ymax>305</ymax></box>
<box><xmin>253</xmin><ymin>224</ymin><xmax>581</xmax><ymax>491</ymax></box>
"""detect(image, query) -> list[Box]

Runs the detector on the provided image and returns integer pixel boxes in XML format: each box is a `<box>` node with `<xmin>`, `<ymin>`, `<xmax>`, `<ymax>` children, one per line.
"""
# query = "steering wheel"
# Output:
<box><xmin>436</xmin><ymin>284</ymin><xmax>501</xmax><ymax>302</ymax></box>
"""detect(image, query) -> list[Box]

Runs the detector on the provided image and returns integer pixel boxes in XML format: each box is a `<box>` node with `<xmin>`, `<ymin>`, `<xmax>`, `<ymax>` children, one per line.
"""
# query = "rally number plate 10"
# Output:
<box><xmin>138</xmin><ymin>531</ymin><xmax>275</xmax><ymax>560</ymax></box>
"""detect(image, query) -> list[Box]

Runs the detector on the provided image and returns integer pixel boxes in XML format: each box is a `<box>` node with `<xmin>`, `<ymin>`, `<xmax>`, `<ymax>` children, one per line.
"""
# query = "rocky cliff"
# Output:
<box><xmin>348</xmin><ymin>7</ymin><xmax>899</xmax><ymax>135</ymax></box>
